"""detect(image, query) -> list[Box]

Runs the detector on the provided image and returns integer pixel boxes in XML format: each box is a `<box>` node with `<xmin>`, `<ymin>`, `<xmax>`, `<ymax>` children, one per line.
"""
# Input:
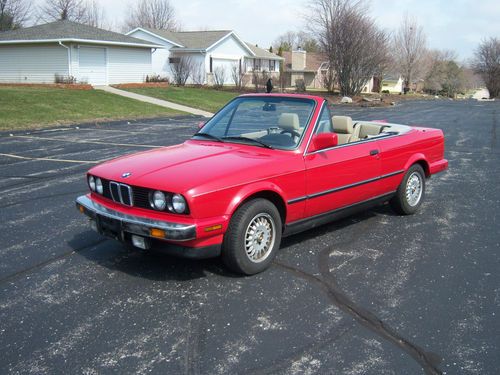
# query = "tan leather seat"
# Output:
<box><xmin>332</xmin><ymin>116</ymin><xmax>355</xmax><ymax>144</ymax></box>
<box><xmin>278</xmin><ymin>113</ymin><xmax>300</xmax><ymax>134</ymax></box>
<box><xmin>352</xmin><ymin>123</ymin><xmax>382</xmax><ymax>139</ymax></box>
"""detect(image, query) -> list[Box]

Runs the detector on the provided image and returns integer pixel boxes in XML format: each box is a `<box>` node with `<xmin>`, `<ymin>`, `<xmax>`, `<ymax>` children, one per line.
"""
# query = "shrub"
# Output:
<box><xmin>54</xmin><ymin>74</ymin><xmax>77</xmax><ymax>84</ymax></box>
<box><xmin>295</xmin><ymin>79</ymin><xmax>306</xmax><ymax>92</ymax></box>
<box><xmin>146</xmin><ymin>74</ymin><xmax>169</xmax><ymax>83</ymax></box>
<box><xmin>381</xmin><ymin>89</ymin><xmax>390</xmax><ymax>94</ymax></box>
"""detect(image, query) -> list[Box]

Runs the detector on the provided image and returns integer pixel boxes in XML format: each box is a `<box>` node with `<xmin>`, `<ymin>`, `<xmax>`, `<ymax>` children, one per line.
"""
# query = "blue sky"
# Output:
<box><xmin>99</xmin><ymin>0</ymin><xmax>500</xmax><ymax>60</ymax></box>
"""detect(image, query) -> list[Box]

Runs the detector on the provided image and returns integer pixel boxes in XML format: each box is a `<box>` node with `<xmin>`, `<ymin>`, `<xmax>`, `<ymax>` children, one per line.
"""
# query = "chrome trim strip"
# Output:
<box><xmin>287</xmin><ymin>170</ymin><xmax>404</xmax><ymax>205</ymax></box>
<box><xmin>76</xmin><ymin>195</ymin><xmax>196</xmax><ymax>241</ymax></box>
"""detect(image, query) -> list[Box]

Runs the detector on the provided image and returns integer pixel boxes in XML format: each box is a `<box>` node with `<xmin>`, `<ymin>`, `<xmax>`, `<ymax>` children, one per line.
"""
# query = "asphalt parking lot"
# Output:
<box><xmin>0</xmin><ymin>99</ymin><xmax>499</xmax><ymax>374</ymax></box>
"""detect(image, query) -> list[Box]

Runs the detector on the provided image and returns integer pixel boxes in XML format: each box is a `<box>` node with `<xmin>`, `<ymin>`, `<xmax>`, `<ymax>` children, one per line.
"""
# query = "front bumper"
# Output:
<box><xmin>76</xmin><ymin>195</ymin><xmax>196</xmax><ymax>241</ymax></box>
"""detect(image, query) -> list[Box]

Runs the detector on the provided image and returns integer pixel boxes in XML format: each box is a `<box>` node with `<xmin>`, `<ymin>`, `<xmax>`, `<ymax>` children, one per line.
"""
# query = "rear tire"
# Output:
<box><xmin>222</xmin><ymin>199</ymin><xmax>282</xmax><ymax>275</ymax></box>
<box><xmin>390</xmin><ymin>164</ymin><xmax>426</xmax><ymax>215</ymax></box>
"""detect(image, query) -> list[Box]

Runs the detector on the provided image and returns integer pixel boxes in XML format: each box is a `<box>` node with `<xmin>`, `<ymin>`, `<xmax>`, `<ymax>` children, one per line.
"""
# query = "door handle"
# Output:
<box><xmin>369</xmin><ymin>149</ymin><xmax>379</xmax><ymax>156</ymax></box>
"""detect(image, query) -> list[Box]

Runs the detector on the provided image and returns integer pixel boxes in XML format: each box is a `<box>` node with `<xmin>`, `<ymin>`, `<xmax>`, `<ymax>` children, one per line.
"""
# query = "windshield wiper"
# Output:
<box><xmin>222</xmin><ymin>136</ymin><xmax>273</xmax><ymax>149</ymax></box>
<box><xmin>192</xmin><ymin>132</ymin><xmax>223</xmax><ymax>142</ymax></box>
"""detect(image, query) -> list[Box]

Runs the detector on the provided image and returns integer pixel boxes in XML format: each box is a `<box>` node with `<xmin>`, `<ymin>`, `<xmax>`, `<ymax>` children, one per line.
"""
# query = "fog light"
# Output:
<box><xmin>131</xmin><ymin>235</ymin><xmax>148</xmax><ymax>250</ymax></box>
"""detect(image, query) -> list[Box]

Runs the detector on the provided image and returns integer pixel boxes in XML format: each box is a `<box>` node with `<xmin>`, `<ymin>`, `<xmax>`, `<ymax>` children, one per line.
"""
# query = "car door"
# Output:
<box><xmin>304</xmin><ymin>107</ymin><xmax>382</xmax><ymax>218</ymax></box>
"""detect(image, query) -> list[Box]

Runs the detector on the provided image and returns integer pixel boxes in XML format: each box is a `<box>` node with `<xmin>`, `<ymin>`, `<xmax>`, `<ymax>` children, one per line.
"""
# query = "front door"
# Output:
<box><xmin>304</xmin><ymin>108</ymin><xmax>382</xmax><ymax>218</ymax></box>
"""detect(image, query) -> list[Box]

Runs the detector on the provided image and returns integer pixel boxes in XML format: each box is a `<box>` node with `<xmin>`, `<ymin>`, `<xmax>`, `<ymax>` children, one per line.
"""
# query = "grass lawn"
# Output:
<box><xmin>0</xmin><ymin>86</ymin><xmax>182</xmax><ymax>130</ymax></box>
<box><xmin>121</xmin><ymin>86</ymin><xmax>239</xmax><ymax>113</ymax></box>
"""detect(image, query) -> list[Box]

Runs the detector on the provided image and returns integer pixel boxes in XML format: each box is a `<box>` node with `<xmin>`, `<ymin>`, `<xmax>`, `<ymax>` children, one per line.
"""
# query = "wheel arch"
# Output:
<box><xmin>404</xmin><ymin>154</ymin><xmax>430</xmax><ymax>177</ymax></box>
<box><xmin>226</xmin><ymin>185</ymin><xmax>287</xmax><ymax>228</ymax></box>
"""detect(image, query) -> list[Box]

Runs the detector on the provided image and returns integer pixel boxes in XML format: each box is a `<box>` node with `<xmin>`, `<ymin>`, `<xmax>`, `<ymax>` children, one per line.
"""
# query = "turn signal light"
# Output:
<box><xmin>150</xmin><ymin>228</ymin><xmax>166</xmax><ymax>238</ymax></box>
<box><xmin>79</xmin><ymin>205</ymin><xmax>84</xmax><ymax>213</ymax></box>
<box><xmin>204</xmin><ymin>224</ymin><xmax>222</xmax><ymax>232</ymax></box>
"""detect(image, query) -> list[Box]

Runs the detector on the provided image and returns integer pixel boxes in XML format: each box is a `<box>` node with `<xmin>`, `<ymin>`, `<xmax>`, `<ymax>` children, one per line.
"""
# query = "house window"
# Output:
<box><xmin>210</xmin><ymin>57</ymin><xmax>213</xmax><ymax>73</ymax></box>
<box><xmin>269</xmin><ymin>60</ymin><xmax>276</xmax><ymax>71</ymax></box>
<box><xmin>253</xmin><ymin>59</ymin><xmax>261</xmax><ymax>71</ymax></box>
<box><xmin>169</xmin><ymin>57</ymin><xmax>180</xmax><ymax>64</ymax></box>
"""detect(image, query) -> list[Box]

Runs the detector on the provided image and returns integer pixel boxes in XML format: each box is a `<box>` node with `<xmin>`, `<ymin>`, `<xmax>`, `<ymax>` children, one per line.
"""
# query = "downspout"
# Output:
<box><xmin>58</xmin><ymin>41</ymin><xmax>72</xmax><ymax>77</ymax></box>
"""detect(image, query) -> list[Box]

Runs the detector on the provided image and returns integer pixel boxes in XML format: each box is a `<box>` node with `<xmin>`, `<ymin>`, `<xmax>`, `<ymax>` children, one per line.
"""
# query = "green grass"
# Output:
<box><xmin>122</xmin><ymin>86</ymin><xmax>239</xmax><ymax>113</ymax></box>
<box><xmin>0</xmin><ymin>86</ymin><xmax>182</xmax><ymax>130</ymax></box>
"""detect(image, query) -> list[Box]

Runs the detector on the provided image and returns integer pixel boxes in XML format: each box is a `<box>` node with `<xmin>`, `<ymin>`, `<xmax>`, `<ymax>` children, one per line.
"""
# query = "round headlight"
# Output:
<box><xmin>88</xmin><ymin>175</ymin><xmax>96</xmax><ymax>191</ymax></box>
<box><xmin>172</xmin><ymin>194</ymin><xmax>187</xmax><ymax>213</ymax></box>
<box><xmin>95</xmin><ymin>178</ymin><xmax>103</xmax><ymax>194</ymax></box>
<box><xmin>152</xmin><ymin>191</ymin><xmax>166</xmax><ymax>210</ymax></box>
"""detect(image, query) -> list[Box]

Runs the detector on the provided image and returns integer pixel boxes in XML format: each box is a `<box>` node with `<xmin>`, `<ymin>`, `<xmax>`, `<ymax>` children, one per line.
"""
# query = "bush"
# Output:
<box><xmin>381</xmin><ymin>90</ymin><xmax>390</xmax><ymax>94</ymax></box>
<box><xmin>295</xmin><ymin>79</ymin><xmax>306</xmax><ymax>92</ymax></box>
<box><xmin>54</xmin><ymin>74</ymin><xmax>77</xmax><ymax>84</ymax></box>
<box><xmin>146</xmin><ymin>74</ymin><xmax>169</xmax><ymax>83</ymax></box>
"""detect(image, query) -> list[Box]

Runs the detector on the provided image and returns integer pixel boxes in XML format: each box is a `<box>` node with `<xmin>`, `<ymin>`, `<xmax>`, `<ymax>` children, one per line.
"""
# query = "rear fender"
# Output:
<box><xmin>404</xmin><ymin>153</ymin><xmax>430</xmax><ymax>177</ymax></box>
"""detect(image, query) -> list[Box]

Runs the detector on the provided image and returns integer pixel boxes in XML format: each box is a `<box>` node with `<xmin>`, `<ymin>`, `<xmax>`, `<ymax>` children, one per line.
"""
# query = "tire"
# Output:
<box><xmin>222</xmin><ymin>199</ymin><xmax>282</xmax><ymax>275</ymax></box>
<box><xmin>390</xmin><ymin>164</ymin><xmax>426</xmax><ymax>215</ymax></box>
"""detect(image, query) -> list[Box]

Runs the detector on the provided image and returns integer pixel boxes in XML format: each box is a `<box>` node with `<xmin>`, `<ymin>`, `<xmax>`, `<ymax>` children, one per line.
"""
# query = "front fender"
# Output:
<box><xmin>225</xmin><ymin>181</ymin><xmax>286</xmax><ymax>216</ymax></box>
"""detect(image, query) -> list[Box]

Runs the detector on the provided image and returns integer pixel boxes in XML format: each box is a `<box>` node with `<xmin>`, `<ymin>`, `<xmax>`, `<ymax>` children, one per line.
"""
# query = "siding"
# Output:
<box><xmin>107</xmin><ymin>47</ymin><xmax>152</xmax><ymax>84</ymax></box>
<box><xmin>127</xmin><ymin>30</ymin><xmax>174</xmax><ymax>78</ymax></box>
<box><xmin>0</xmin><ymin>44</ymin><xmax>68</xmax><ymax>83</ymax></box>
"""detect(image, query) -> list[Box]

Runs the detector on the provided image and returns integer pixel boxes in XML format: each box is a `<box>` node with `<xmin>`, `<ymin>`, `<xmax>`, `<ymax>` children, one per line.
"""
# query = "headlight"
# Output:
<box><xmin>172</xmin><ymin>194</ymin><xmax>187</xmax><ymax>213</ymax></box>
<box><xmin>88</xmin><ymin>175</ymin><xmax>96</xmax><ymax>191</ymax></box>
<box><xmin>95</xmin><ymin>178</ymin><xmax>103</xmax><ymax>194</ymax></box>
<box><xmin>151</xmin><ymin>191</ymin><xmax>166</xmax><ymax>210</ymax></box>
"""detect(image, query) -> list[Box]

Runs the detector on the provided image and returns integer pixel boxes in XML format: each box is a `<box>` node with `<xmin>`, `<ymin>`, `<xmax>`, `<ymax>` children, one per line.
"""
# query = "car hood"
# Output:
<box><xmin>89</xmin><ymin>140</ymin><xmax>301</xmax><ymax>196</ymax></box>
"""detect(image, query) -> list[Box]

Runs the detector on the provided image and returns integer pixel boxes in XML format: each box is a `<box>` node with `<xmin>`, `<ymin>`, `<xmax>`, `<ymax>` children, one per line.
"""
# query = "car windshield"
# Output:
<box><xmin>193</xmin><ymin>96</ymin><xmax>316</xmax><ymax>150</ymax></box>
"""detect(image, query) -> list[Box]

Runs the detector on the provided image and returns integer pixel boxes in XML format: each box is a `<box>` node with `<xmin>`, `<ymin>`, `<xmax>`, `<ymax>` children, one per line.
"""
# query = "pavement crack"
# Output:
<box><xmin>274</xmin><ymin>250</ymin><xmax>443</xmax><ymax>375</ymax></box>
<box><xmin>0</xmin><ymin>238</ymin><xmax>107</xmax><ymax>285</ymax></box>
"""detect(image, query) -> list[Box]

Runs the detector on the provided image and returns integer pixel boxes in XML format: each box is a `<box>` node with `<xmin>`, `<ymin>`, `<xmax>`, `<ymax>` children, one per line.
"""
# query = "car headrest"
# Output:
<box><xmin>332</xmin><ymin>116</ymin><xmax>354</xmax><ymax>134</ymax></box>
<box><xmin>278</xmin><ymin>113</ymin><xmax>300</xmax><ymax>132</ymax></box>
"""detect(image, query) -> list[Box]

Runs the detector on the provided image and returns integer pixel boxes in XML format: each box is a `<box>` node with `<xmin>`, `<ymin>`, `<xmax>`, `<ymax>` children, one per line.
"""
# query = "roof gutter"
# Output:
<box><xmin>58</xmin><ymin>41</ymin><xmax>72</xmax><ymax>77</ymax></box>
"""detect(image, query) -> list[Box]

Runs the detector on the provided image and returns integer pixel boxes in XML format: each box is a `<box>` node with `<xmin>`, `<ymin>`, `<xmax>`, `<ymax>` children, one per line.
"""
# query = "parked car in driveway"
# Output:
<box><xmin>76</xmin><ymin>94</ymin><xmax>448</xmax><ymax>274</ymax></box>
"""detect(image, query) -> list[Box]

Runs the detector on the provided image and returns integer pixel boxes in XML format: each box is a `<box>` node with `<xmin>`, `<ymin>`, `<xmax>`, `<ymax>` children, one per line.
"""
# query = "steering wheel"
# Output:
<box><xmin>280</xmin><ymin>129</ymin><xmax>301</xmax><ymax>139</ymax></box>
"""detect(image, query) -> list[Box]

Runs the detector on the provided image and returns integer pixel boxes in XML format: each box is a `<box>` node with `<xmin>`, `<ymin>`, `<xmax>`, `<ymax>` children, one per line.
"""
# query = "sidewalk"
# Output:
<box><xmin>94</xmin><ymin>86</ymin><xmax>214</xmax><ymax>118</ymax></box>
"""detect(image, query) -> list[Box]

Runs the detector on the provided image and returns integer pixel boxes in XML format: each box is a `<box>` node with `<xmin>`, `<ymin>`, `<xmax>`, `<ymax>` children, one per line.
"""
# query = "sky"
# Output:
<box><xmin>55</xmin><ymin>0</ymin><xmax>500</xmax><ymax>60</ymax></box>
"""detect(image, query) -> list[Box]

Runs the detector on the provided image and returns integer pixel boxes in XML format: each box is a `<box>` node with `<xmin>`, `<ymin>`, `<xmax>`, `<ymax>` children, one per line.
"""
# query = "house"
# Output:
<box><xmin>381</xmin><ymin>75</ymin><xmax>404</xmax><ymax>93</ymax></box>
<box><xmin>281</xmin><ymin>49</ymin><xmax>329</xmax><ymax>89</ymax></box>
<box><xmin>0</xmin><ymin>20</ymin><xmax>161</xmax><ymax>85</ymax></box>
<box><xmin>126</xmin><ymin>27</ymin><xmax>283</xmax><ymax>85</ymax></box>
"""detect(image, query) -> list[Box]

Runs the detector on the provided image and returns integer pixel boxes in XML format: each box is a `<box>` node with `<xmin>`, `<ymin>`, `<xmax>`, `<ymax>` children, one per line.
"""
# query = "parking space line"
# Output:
<box><xmin>9</xmin><ymin>135</ymin><xmax>162</xmax><ymax>148</ymax></box>
<box><xmin>0</xmin><ymin>153</ymin><xmax>102</xmax><ymax>164</ymax></box>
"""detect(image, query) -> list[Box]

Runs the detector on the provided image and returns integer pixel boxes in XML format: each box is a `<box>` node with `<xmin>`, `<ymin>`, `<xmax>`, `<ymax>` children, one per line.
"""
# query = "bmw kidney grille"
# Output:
<box><xmin>109</xmin><ymin>181</ymin><xmax>133</xmax><ymax>206</ymax></box>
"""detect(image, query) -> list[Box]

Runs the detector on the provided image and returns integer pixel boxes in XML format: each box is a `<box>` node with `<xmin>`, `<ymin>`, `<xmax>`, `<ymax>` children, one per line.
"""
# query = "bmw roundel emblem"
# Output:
<box><xmin>121</xmin><ymin>172</ymin><xmax>132</xmax><ymax>178</ymax></box>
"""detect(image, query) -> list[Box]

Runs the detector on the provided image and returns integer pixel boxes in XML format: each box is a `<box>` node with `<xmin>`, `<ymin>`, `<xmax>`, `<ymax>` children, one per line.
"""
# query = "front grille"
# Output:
<box><xmin>109</xmin><ymin>181</ymin><xmax>133</xmax><ymax>207</ymax></box>
<box><xmin>101</xmin><ymin>179</ymin><xmax>150</xmax><ymax>210</ymax></box>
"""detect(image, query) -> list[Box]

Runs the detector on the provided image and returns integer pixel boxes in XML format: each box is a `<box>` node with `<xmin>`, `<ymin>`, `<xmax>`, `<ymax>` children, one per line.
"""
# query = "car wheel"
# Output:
<box><xmin>390</xmin><ymin>164</ymin><xmax>426</xmax><ymax>215</ymax></box>
<box><xmin>222</xmin><ymin>199</ymin><xmax>282</xmax><ymax>275</ymax></box>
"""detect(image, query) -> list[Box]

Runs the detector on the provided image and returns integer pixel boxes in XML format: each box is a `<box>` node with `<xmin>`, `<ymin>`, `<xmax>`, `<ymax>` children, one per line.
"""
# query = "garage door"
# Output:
<box><xmin>212</xmin><ymin>58</ymin><xmax>238</xmax><ymax>84</ymax></box>
<box><xmin>79</xmin><ymin>47</ymin><xmax>106</xmax><ymax>85</ymax></box>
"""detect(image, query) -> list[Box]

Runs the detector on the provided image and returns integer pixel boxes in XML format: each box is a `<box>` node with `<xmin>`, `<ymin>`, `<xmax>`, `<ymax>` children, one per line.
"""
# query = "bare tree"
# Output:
<box><xmin>84</xmin><ymin>0</ymin><xmax>106</xmax><ymax>28</ymax></box>
<box><xmin>38</xmin><ymin>0</ymin><xmax>87</xmax><ymax>22</ymax></box>
<box><xmin>191</xmin><ymin>61</ymin><xmax>205</xmax><ymax>86</ymax></box>
<box><xmin>273</xmin><ymin>30</ymin><xmax>319</xmax><ymax>52</ymax></box>
<box><xmin>230</xmin><ymin>61</ymin><xmax>246</xmax><ymax>89</ymax></box>
<box><xmin>170</xmin><ymin>56</ymin><xmax>193</xmax><ymax>86</ymax></box>
<box><xmin>308</xmin><ymin>0</ymin><xmax>390</xmax><ymax>96</ymax></box>
<box><xmin>0</xmin><ymin>0</ymin><xmax>31</xmax><ymax>30</ymax></box>
<box><xmin>393</xmin><ymin>14</ymin><xmax>427</xmax><ymax>94</ymax></box>
<box><xmin>472</xmin><ymin>37</ymin><xmax>500</xmax><ymax>98</ymax></box>
<box><xmin>125</xmin><ymin>0</ymin><xmax>178</xmax><ymax>30</ymax></box>
<box><xmin>213</xmin><ymin>66</ymin><xmax>226</xmax><ymax>89</ymax></box>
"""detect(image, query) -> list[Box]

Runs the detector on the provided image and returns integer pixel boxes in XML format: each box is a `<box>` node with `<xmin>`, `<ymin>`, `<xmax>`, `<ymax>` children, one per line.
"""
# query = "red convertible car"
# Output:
<box><xmin>76</xmin><ymin>94</ymin><xmax>448</xmax><ymax>274</ymax></box>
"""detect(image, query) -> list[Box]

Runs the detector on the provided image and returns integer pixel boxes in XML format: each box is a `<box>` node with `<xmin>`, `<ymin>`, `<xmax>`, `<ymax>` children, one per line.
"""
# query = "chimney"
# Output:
<box><xmin>291</xmin><ymin>48</ymin><xmax>306</xmax><ymax>71</ymax></box>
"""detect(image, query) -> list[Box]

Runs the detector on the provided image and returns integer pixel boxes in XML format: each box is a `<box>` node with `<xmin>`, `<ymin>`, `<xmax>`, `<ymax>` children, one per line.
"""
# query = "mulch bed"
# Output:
<box><xmin>0</xmin><ymin>83</ymin><xmax>93</xmax><ymax>90</ymax></box>
<box><xmin>113</xmin><ymin>82</ymin><xmax>170</xmax><ymax>89</ymax></box>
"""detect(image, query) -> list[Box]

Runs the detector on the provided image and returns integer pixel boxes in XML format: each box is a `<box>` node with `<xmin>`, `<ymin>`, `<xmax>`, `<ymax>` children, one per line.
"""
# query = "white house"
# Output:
<box><xmin>0</xmin><ymin>20</ymin><xmax>161</xmax><ymax>85</ymax></box>
<box><xmin>126</xmin><ymin>28</ymin><xmax>283</xmax><ymax>85</ymax></box>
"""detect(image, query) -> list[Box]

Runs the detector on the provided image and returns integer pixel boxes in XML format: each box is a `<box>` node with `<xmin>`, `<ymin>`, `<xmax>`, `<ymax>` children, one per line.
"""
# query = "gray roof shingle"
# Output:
<box><xmin>144</xmin><ymin>29</ymin><xmax>232</xmax><ymax>50</ymax></box>
<box><xmin>0</xmin><ymin>20</ymin><xmax>160</xmax><ymax>47</ymax></box>
<box><xmin>244</xmin><ymin>42</ymin><xmax>283</xmax><ymax>60</ymax></box>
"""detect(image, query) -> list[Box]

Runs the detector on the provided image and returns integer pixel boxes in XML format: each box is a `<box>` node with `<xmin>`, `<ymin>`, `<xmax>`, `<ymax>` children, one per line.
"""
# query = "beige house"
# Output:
<box><xmin>282</xmin><ymin>49</ymin><xmax>329</xmax><ymax>89</ymax></box>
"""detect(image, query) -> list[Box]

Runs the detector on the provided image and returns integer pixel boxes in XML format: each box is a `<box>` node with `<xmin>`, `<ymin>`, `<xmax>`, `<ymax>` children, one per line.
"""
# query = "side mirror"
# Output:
<box><xmin>310</xmin><ymin>133</ymin><xmax>338</xmax><ymax>152</ymax></box>
<box><xmin>197</xmin><ymin>121</ymin><xmax>205</xmax><ymax>129</ymax></box>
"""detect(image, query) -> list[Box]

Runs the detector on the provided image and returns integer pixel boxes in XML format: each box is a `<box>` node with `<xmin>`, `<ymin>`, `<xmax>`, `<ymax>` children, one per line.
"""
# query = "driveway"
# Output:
<box><xmin>0</xmin><ymin>100</ymin><xmax>498</xmax><ymax>374</ymax></box>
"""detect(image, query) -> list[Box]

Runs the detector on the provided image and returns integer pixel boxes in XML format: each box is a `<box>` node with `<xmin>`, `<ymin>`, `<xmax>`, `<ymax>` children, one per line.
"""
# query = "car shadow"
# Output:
<box><xmin>68</xmin><ymin>204</ymin><xmax>399</xmax><ymax>282</ymax></box>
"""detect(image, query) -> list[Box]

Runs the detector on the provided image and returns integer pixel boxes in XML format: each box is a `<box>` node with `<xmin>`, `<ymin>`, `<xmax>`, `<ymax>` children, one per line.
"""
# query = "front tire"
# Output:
<box><xmin>390</xmin><ymin>164</ymin><xmax>426</xmax><ymax>215</ymax></box>
<box><xmin>222</xmin><ymin>199</ymin><xmax>282</xmax><ymax>275</ymax></box>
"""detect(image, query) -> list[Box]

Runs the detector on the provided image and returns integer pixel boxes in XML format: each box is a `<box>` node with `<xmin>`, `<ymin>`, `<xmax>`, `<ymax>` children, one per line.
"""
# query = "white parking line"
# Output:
<box><xmin>0</xmin><ymin>153</ymin><xmax>102</xmax><ymax>164</ymax></box>
<box><xmin>9</xmin><ymin>135</ymin><xmax>162</xmax><ymax>148</ymax></box>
